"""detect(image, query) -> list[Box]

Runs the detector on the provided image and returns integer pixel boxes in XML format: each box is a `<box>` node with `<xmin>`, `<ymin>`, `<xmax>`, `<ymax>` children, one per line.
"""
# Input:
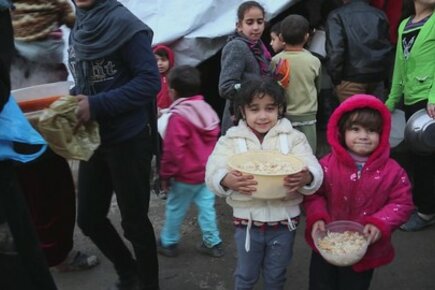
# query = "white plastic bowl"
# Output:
<box><xmin>314</xmin><ymin>220</ymin><xmax>369</xmax><ymax>266</ymax></box>
<box><xmin>228</xmin><ymin>151</ymin><xmax>305</xmax><ymax>199</ymax></box>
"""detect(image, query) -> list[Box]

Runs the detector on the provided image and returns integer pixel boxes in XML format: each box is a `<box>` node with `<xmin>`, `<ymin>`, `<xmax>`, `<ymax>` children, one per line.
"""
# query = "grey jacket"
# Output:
<box><xmin>218</xmin><ymin>39</ymin><xmax>263</xmax><ymax>100</ymax></box>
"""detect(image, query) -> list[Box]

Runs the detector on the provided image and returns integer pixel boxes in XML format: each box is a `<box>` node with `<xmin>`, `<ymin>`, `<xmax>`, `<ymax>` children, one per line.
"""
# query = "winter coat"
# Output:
<box><xmin>325</xmin><ymin>0</ymin><xmax>393</xmax><ymax>85</ymax></box>
<box><xmin>160</xmin><ymin>95</ymin><xmax>220</xmax><ymax>184</ymax></box>
<box><xmin>304</xmin><ymin>94</ymin><xmax>414</xmax><ymax>272</ymax></box>
<box><xmin>206</xmin><ymin>118</ymin><xmax>323</xmax><ymax>222</ymax></box>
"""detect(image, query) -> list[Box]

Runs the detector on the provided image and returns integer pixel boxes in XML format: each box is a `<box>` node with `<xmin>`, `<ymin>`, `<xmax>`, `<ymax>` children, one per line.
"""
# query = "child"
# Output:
<box><xmin>153</xmin><ymin>44</ymin><xmax>175</xmax><ymax>111</ymax></box>
<box><xmin>269</xmin><ymin>21</ymin><xmax>285</xmax><ymax>54</ymax></box>
<box><xmin>325</xmin><ymin>0</ymin><xmax>392</xmax><ymax>102</ymax></box>
<box><xmin>158</xmin><ymin>65</ymin><xmax>223</xmax><ymax>258</ymax></box>
<box><xmin>206</xmin><ymin>78</ymin><xmax>323</xmax><ymax>290</ymax></box>
<box><xmin>219</xmin><ymin>1</ymin><xmax>271</xmax><ymax>134</ymax></box>
<box><xmin>271</xmin><ymin>14</ymin><xmax>321</xmax><ymax>153</ymax></box>
<box><xmin>385</xmin><ymin>0</ymin><xmax>435</xmax><ymax>231</ymax></box>
<box><xmin>304</xmin><ymin>95</ymin><xmax>413</xmax><ymax>290</ymax></box>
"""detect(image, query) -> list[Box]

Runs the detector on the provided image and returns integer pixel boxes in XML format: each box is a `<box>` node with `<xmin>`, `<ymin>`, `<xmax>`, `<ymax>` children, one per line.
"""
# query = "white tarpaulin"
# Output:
<box><xmin>116</xmin><ymin>0</ymin><xmax>299</xmax><ymax>65</ymax></box>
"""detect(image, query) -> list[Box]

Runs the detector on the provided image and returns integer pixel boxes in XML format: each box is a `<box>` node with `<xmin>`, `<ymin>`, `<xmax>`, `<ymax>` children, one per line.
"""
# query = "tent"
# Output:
<box><xmin>117</xmin><ymin>0</ymin><xmax>300</xmax><ymax>66</ymax></box>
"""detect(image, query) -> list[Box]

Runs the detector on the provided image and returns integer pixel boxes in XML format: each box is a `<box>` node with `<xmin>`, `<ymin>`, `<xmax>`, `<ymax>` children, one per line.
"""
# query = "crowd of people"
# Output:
<box><xmin>0</xmin><ymin>0</ymin><xmax>434</xmax><ymax>290</ymax></box>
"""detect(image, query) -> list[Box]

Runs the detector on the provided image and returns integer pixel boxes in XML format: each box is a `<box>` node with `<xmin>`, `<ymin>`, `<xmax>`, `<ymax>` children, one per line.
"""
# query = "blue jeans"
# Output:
<box><xmin>160</xmin><ymin>181</ymin><xmax>221</xmax><ymax>247</ymax></box>
<box><xmin>234</xmin><ymin>226</ymin><xmax>296</xmax><ymax>290</ymax></box>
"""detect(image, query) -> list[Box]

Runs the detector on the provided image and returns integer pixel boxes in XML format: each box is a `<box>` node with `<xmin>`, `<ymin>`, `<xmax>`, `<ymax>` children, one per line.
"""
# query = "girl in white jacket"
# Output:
<box><xmin>206</xmin><ymin>78</ymin><xmax>323</xmax><ymax>290</ymax></box>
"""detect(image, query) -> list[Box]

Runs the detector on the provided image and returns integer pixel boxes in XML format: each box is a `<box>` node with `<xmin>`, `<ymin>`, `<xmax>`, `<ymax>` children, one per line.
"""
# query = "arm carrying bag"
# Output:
<box><xmin>0</xmin><ymin>96</ymin><xmax>47</xmax><ymax>162</ymax></box>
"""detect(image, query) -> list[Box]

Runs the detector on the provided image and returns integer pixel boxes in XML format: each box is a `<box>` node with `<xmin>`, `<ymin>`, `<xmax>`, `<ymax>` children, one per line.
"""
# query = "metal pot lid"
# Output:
<box><xmin>405</xmin><ymin>109</ymin><xmax>435</xmax><ymax>153</ymax></box>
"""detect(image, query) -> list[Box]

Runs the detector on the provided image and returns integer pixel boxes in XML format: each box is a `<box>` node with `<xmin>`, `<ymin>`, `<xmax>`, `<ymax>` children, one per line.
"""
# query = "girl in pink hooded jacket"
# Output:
<box><xmin>304</xmin><ymin>94</ymin><xmax>413</xmax><ymax>290</ymax></box>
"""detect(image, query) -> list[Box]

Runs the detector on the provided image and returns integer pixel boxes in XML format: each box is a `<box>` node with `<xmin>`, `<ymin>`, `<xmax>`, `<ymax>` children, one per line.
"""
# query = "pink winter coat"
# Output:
<box><xmin>160</xmin><ymin>95</ymin><xmax>220</xmax><ymax>184</ymax></box>
<box><xmin>303</xmin><ymin>94</ymin><xmax>413</xmax><ymax>272</ymax></box>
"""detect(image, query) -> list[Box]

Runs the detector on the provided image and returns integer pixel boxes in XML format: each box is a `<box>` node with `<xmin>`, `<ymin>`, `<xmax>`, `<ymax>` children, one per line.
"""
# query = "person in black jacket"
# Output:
<box><xmin>69</xmin><ymin>0</ymin><xmax>160</xmax><ymax>289</ymax></box>
<box><xmin>0</xmin><ymin>3</ymin><xmax>57</xmax><ymax>289</ymax></box>
<box><xmin>325</xmin><ymin>0</ymin><xmax>393</xmax><ymax>102</ymax></box>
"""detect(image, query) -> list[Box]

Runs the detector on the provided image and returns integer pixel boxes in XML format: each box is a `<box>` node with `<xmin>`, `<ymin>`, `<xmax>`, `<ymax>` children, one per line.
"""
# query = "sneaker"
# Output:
<box><xmin>196</xmin><ymin>242</ymin><xmax>224</xmax><ymax>258</ymax></box>
<box><xmin>55</xmin><ymin>250</ymin><xmax>100</xmax><ymax>272</ymax></box>
<box><xmin>400</xmin><ymin>211</ymin><xmax>435</xmax><ymax>231</ymax></box>
<box><xmin>157</xmin><ymin>240</ymin><xmax>178</xmax><ymax>257</ymax></box>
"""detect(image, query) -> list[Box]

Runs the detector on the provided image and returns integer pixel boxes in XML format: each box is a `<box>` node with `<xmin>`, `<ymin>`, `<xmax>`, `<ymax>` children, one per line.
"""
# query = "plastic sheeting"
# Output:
<box><xmin>88</xmin><ymin>0</ymin><xmax>297</xmax><ymax>66</ymax></box>
<box><xmin>117</xmin><ymin>0</ymin><xmax>298</xmax><ymax>65</ymax></box>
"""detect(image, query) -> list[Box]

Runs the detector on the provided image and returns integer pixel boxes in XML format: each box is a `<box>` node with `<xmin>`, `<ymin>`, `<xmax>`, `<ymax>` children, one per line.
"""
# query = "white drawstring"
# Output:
<box><xmin>245</xmin><ymin>213</ymin><xmax>252</xmax><ymax>252</ymax></box>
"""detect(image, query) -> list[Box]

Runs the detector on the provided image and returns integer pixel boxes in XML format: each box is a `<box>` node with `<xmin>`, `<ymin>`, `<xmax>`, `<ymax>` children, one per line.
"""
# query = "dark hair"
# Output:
<box><xmin>237</xmin><ymin>1</ymin><xmax>265</xmax><ymax>22</ymax></box>
<box><xmin>338</xmin><ymin>108</ymin><xmax>383</xmax><ymax>145</ymax></box>
<box><xmin>234</xmin><ymin>78</ymin><xmax>286</xmax><ymax>121</ymax></box>
<box><xmin>270</xmin><ymin>21</ymin><xmax>281</xmax><ymax>35</ymax></box>
<box><xmin>168</xmin><ymin>65</ymin><xmax>201</xmax><ymax>99</ymax></box>
<box><xmin>154</xmin><ymin>47</ymin><xmax>169</xmax><ymax>59</ymax></box>
<box><xmin>280</xmin><ymin>14</ymin><xmax>310</xmax><ymax>45</ymax></box>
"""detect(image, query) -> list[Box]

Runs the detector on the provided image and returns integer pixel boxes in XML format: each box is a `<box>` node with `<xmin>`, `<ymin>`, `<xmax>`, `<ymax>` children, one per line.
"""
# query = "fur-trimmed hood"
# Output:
<box><xmin>327</xmin><ymin>94</ymin><xmax>391</xmax><ymax>169</ymax></box>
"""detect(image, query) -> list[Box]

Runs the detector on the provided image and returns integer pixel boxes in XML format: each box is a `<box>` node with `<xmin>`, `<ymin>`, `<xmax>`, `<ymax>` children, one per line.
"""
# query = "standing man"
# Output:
<box><xmin>325</xmin><ymin>0</ymin><xmax>393</xmax><ymax>102</ymax></box>
<box><xmin>69</xmin><ymin>1</ymin><xmax>160</xmax><ymax>289</ymax></box>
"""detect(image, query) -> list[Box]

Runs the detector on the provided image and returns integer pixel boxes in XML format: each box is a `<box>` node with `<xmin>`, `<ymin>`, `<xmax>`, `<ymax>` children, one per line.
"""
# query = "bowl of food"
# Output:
<box><xmin>314</xmin><ymin>220</ymin><xmax>369</xmax><ymax>266</ymax></box>
<box><xmin>227</xmin><ymin>151</ymin><xmax>305</xmax><ymax>199</ymax></box>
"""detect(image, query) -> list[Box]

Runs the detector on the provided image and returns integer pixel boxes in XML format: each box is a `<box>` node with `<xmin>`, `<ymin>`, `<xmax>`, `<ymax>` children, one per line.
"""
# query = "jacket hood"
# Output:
<box><xmin>170</xmin><ymin>95</ymin><xmax>220</xmax><ymax>132</ymax></box>
<box><xmin>153</xmin><ymin>44</ymin><xmax>175</xmax><ymax>70</ymax></box>
<box><xmin>327</xmin><ymin>94</ymin><xmax>391</xmax><ymax>167</ymax></box>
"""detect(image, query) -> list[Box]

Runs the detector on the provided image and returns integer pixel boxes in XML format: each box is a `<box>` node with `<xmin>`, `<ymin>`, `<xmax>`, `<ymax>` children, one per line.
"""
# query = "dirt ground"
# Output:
<box><xmin>50</xmin><ymin>188</ymin><xmax>435</xmax><ymax>290</ymax></box>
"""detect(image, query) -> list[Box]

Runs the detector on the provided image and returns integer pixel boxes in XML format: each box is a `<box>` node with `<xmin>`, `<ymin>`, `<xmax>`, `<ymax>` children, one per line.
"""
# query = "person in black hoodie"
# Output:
<box><xmin>0</xmin><ymin>2</ymin><xmax>57</xmax><ymax>289</ymax></box>
<box><xmin>325</xmin><ymin>0</ymin><xmax>393</xmax><ymax>102</ymax></box>
<box><xmin>69</xmin><ymin>1</ymin><xmax>160</xmax><ymax>289</ymax></box>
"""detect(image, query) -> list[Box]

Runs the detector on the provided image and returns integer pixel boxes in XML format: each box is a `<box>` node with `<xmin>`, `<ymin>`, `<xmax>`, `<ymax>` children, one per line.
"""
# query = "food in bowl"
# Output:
<box><xmin>237</xmin><ymin>159</ymin><xmax>298</xmax><ymax>175</ymax></box>
<box><xmin>314</xmin><ymin>220</ymin><xmax>369</xmax><ymax>266</ymax></box>
<box><xmin>228</xmin><ymin>151</ymin><xmax>305</xmax><ymax>199</ymax></box>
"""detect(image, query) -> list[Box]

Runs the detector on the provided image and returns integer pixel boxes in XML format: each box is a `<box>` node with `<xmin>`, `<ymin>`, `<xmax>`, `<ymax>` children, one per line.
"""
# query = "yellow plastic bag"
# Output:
<box><xmin>37</xmin><ymin>95</ymin><xmax>100</xmax><ymax>161</ymax></box>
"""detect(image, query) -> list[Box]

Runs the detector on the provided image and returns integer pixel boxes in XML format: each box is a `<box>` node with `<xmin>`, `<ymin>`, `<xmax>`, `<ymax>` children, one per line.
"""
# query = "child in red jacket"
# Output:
<box><xmin>158</xmin><ymin>65</ymin><xmax>223</xmax><ymax>258</ymax></box>
<box><xmin>304</xmin><ymin>94</ymin><xmax>413</xmax><ymax>290</ymax></box>
<box><xmin>153</xmin><ymin>44</ymin><xmax>175</xmax><ymax>111</ymax></box>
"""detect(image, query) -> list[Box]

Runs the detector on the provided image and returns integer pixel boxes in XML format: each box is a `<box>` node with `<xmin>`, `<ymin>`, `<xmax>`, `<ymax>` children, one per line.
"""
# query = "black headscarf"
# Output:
<box><xmin>71</xmin><ymin>0</ymin><xmax>153</xmax><ymax>60</ymax></box>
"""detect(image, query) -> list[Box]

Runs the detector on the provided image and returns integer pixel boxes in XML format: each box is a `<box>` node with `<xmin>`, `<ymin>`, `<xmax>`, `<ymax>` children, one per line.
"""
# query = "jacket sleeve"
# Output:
<box><xmin>219</xmin><ymin>40</ymin><xmax>247</xmax><ymax>100</ymax></box>
<box><xmin>303</xmin><ymin>158</ymin><xmax>331</xmax><ymax>250</ymax></box>
<box><xmin>385</xmin><ymin>27</ymin><xmax>405</xmax><ymax>111</ymax></box>
<box><xmin>288</xmin><ymin>131</ymin><xmax>323</xmax><ymax>195</ymax></box>
<box><xmin>88</xmin><ymin>31</ymin><xmax>161</xmax><ymax>119</ymax></box>
<box><xmin>205</xmin><ymin>135</ymin><xmax>235</xmax><ymax>197</ymax></box>
<box><xmin>325</xmin><ymin>12</ymin><xmax>345</xmax><ymax>85</ymax></box>
<box><xmin>362</xmin><ymin>164</ymin><xmax>414</xmax><ymax>241</ymax></box>
<box><xmin>159</xmin><ymin>114</ymin><xmax>190</xmax><ymax>180</ymax></box>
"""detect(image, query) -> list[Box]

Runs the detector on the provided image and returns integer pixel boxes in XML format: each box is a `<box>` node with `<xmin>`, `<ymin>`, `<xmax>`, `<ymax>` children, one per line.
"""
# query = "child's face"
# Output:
<box><xmin>270</xmin><ymin>32</ymin><xmax>284</xmax><ymax>53</ymax></box>
<box><xmin>155</xmin><ymin>55</ymin><xmax>170</xmax><ymax>74</ymax></box>
<box><xmin>243</xmin><ymin>94</ymin><xmax>279</xmax><ymax>137</ymax></box>
<box><xmin>345</xmin><ymin>124</ymin><xmax>380</xmax><ymax>157</ymax></box>
<box><xmin>75</xmin><ymin>0</ymin><xmax>96</xmax><ymax>8</ymax></box>
<box><xmin>236</xmin><ymin>7</ymin><xmax>265</xmax><ymax>42</ymax></box>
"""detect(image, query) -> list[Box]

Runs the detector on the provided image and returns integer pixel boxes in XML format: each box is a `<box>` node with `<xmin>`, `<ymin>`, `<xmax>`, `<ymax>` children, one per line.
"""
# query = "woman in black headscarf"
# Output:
<box><xmin>69</xmin><ymin>1</ymin><xmax>161</xmax><ymax>289</ymax></box>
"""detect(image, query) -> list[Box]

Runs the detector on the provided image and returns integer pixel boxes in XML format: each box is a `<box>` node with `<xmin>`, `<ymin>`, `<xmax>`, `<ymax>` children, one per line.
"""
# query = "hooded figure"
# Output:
<box><xmin>304</xmin><ymin>95</ymin><xmax>413</xmax><ymax>273</ymax></box>
<box><xmin>153</xmin><ymin>44</ymin><xmax>175</xmax><ymax>110</ymax></box>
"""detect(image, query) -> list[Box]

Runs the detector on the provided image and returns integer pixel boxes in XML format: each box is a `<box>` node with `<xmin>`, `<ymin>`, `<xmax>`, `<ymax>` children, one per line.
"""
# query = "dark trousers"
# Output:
<box><xmin>309</xmin><ymin>251</ymin><xmax>373</xmax><ymax>290</ymax></box>
<box><xmin>0</xmin><ymin>161</ymin><xmax>57</xmax><ymax>290</ymax></box>
<box><xmin>77</xmin><ymin>130</ymin><xmax>159</xmax><ymax>289</ymax></box>
<box><xmin>404</xmin><ymin>101</ymin><xmax>435</xmax><ymax>214</ymax></box>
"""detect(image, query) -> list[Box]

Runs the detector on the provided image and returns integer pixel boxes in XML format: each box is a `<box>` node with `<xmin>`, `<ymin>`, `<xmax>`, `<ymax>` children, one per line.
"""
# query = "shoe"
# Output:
<box><xmin>158</xmin><ymin>190</ymin><xmax>168</xmax><ymax>200</ymax></box>
<box><xmin>0</xmin><ymin>223</ymin><xmax>16</xmax><ymax>255</ymax></box>
<box><xmin>157</xmin><ymin>240</ymin><xmax>178</xmax><ymax>257</ymax></box>
<box><xmin>55</xmin><ymin>250</ymin><xmax>100</xmax><ymax>272</ymax></box>
<box><xmin>400</xmin><ymin>211</ymin><xmax>435</xmax><ymax>231</ymax></box>
<box><xmin>196</xmin><ymin>242</ymin><xmax>224</xmax><ymax>258</ymax></box>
